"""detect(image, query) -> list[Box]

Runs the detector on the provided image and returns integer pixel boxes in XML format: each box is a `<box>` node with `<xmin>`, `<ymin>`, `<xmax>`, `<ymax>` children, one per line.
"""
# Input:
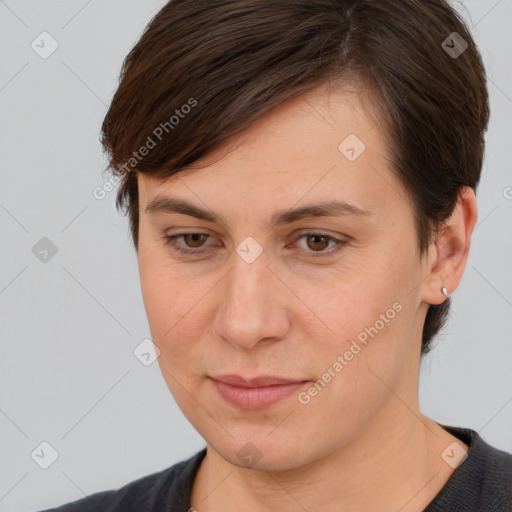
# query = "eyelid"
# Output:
<box><xmin>291</xmin><ymin>228</ymin><xmax>347</xmax><ymax>241</ymax></box>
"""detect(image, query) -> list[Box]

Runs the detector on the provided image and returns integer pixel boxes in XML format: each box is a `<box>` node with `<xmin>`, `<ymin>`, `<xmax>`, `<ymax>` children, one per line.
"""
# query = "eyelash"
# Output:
<box><xmin>162</xmin><ymin>231</ymin><xmax>348</xmax><ymax>258</ymax></box>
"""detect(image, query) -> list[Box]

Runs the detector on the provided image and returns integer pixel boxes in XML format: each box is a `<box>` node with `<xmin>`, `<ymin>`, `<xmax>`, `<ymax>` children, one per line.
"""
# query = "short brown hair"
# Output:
<box><xmin>100</xmin><ymin>0</ymin><xmax>489</xmax><ymax>355</ymax></box>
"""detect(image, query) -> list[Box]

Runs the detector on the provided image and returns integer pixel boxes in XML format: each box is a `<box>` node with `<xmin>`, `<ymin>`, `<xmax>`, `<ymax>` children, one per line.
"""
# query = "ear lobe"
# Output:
<box><xmin>420</xmin><ymin>187</ymin><xmax>478</xmax><ymax>305</ymax></box>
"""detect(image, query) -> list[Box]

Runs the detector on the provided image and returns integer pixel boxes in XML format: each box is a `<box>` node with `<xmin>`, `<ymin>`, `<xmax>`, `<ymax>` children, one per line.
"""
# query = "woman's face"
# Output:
<box><xmin>137</xmin><ymin>83</ymin><xmax>436</xmax><ymax>470</ymax></box>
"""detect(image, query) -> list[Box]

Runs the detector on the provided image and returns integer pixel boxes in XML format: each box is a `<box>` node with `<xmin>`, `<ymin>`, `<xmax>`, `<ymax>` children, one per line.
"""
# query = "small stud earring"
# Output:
<box><xmin>441</xmin><ymin>287</ymin><xmax>448</xmax><ymax>297</ymax></box>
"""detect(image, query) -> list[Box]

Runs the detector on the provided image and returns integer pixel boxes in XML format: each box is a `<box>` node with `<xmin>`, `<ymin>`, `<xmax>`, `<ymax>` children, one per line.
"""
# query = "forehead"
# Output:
<box><xmin>137</xmin><ymin>83</ymin><xmax>406</xmax><ymax>220</ymax></box>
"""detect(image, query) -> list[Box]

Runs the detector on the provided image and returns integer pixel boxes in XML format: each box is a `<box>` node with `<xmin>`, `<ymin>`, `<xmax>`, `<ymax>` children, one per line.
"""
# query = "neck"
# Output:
<box><xmin>190</xmin><ymin>402</ymin><xmax>465</xmax><ymax>512</ymax></box>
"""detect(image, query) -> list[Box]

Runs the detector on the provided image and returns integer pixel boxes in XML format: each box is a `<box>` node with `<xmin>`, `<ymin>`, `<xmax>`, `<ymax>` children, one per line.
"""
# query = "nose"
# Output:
<box><xmin>212</xmin><ymin>251</ymin><xmax>291</xmax><ymax>351</ymax></box>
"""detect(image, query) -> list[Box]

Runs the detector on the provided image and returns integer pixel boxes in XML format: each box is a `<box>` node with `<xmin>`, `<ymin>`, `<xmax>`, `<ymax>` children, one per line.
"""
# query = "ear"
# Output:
<box><xmin>421</xmin><ymin>186</ymin><xmax>478</xmax><ymax>306</ymax></box>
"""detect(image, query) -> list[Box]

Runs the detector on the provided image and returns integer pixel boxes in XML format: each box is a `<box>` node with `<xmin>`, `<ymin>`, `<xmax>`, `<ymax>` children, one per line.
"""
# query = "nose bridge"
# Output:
<box><xmin>232</xmin><ymin>244</ymin><xmax>269</xmax><ymax>298</ymax></box>
<box><xmin>212</xmin><ymin>243</ymin><xmax>289</xmax><ymax>349</ymax></box>
<box><xmin>228</xmin><ymin>232</ymin><xmax>271</xmax><ymax>300</ymax></box>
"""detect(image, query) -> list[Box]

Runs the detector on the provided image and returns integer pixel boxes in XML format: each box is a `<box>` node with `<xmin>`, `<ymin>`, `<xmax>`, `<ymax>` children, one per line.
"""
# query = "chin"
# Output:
<box><xmin>204</xmin><ymin>428</ymin><xmax>322</xmax><ymax>473</ymax></box>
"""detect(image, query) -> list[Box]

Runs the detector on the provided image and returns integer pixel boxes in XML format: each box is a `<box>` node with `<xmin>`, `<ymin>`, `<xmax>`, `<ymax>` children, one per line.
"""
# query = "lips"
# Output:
<box><xmin>212</xmin><ymin>374</ymin><xmax>305</xmax><ymax>387</ymax></box>
<box><xmin>210</xmin><ymin>374</ymin><xmax>308</xmax><ymax>410</ymax></box>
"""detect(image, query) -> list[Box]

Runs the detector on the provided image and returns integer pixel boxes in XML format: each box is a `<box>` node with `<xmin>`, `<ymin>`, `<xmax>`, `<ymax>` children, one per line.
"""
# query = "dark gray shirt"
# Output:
<box><xmin>38</xmin><ymin>425</ymin><xmax>512</xmax><ymax>512</ymax></box>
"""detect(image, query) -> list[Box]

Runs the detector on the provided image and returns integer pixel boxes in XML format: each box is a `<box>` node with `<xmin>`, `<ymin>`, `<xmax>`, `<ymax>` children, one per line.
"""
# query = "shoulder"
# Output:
<box><xmin>36</xmin><ymin>448</ymin><xmax>206</xmax><ymax>512</ymax></box>
<box><xmin>426</xmin><ymin>425</ymin><xmax>512</xmax><ymax>511</ymax></box>
<box><xmin>470</xmin><ymin>432</ymin><xmax>512</xmax><ymax>507</ymax></box>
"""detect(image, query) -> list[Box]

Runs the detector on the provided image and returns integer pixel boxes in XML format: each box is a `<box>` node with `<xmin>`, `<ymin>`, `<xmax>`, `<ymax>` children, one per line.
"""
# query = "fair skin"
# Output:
<box><xmin>136</xmin><ymin>82</ymin><xmax>478</xmax><ymax>512</ymax></box>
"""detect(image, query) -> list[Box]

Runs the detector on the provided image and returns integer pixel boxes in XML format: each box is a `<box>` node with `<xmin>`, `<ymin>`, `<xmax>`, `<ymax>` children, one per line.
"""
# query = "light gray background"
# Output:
<box><xmin>0</xmin><ymin>1</ymin><xmax>511</xmax><ymax>511</ymax></box>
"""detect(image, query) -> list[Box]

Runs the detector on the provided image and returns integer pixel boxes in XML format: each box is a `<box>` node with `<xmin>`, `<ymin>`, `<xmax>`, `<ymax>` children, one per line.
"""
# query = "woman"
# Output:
<box><xmin>40</xmin><ymin>0</ymin><xmax>512</xmax><ymax>510</ymax></box>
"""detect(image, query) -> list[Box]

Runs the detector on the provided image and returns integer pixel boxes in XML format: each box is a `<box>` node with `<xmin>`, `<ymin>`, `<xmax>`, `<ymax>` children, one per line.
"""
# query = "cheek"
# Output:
<box><xmin>138</xmin><ymin>248</ymin><xmax>213</xmax><ymax>362</ymax></box>
<box><xmin>306</xmin><ymin>265</ymin><xmax>397</xmax><ymax>337</ymax></box>
<box><xmin>302</xmin><ymin>253</ymin><xmax>414</xmax><ymax>387</ymax></box>
<box><xmin>139</xmin><ymin>258</ymin><xmax>169</xmax><ymax>330</ymax></box>
<box><xmin>139</xmin><ymin>259</ymin><xmax>206</xmax><ymax>402</ymax></box>
<box><xmin>138</xmin><ymin>244</ymin><xmax>185</xmax><ymax>339</ymax></box>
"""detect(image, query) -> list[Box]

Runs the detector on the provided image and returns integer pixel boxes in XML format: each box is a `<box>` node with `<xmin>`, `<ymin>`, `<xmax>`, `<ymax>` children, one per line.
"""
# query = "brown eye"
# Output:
<box><xmin>163</xmin><ymin>232</ymin><xmax>214</xmax><ymax>255</ymax></box>
<box><xmin>293</xmin><ymin>231</ymin><xmax>348</xmax><ymax>258</ymax></box>
<box><xmin>164</xmin><ymin>231</ymin><xmax>346</xmax><ymax>258</ymax></box>
<box><xmin>305</xmin><ymin>234</ymin><xmax>330</xmax><ymax>252</ymax></box>
<box><xmin>182</xmin><ymin>233</ymin><xmax>208</xmax><ymax>248</ymax></box>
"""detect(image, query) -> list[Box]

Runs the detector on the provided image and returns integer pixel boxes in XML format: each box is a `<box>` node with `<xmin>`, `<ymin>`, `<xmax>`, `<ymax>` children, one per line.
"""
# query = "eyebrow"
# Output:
<box><xmin>145</xmin><ymin>196</ymin><xmax>372</xmax><ymax>227</ymax></box>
